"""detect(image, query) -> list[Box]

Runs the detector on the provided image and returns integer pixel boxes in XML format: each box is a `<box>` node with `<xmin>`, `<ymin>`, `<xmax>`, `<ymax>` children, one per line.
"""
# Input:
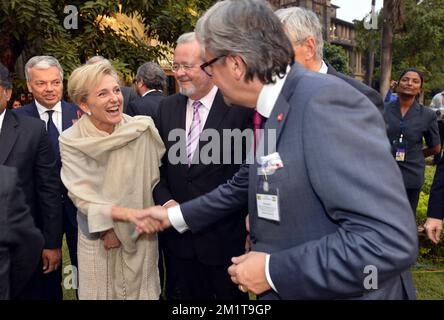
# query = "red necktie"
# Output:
<box><xmin>253</xmin><ymin>111</ymin><xmax>264</xmax><ymax>153</ymax></box>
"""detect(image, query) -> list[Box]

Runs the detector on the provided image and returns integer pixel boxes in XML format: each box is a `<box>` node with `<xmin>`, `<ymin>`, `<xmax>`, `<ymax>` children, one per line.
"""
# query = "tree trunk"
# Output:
<box><xmin>365</xmin><ymin>45</ymin><xmax>375</xmax><ymax>87</ymax></box>
<box><xmin>380</xmin><ymin>0</ymin><xmax>394</xmax><ymax>97</ymax></box>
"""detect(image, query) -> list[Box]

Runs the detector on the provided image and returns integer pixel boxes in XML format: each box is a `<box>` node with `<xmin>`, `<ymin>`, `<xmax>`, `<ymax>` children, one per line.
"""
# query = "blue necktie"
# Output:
<box><xmin>46</xmin><ymin>110</ymin><xmax>60</xmax><ymax>158</ymax></box>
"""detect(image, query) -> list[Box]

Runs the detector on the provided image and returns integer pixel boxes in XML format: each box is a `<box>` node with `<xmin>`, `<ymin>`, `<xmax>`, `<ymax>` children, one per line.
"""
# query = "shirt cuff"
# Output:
<box><xmin>162</xmin><ymin>199</ymin><xmax>175</xmax><ymax>207</ymax></box>
<box><xmin>265</xmin><ymin>254</ymin><xmax>278</xmax><ymax>293</ymax></box>
<box><xmin>168</xmin><ymin>205</ymin><xmax>189</xmax><ymax>234</ymax></box>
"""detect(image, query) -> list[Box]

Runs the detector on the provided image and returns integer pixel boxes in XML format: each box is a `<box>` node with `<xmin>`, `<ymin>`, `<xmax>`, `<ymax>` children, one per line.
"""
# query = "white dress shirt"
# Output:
<box><xmin>0</xmin><ymin>109</ymin><xmax>5</xmax><ymax>134</ymax></box>
<box><xmin>161</xmin><ymin>85</ymin><xmax>217</xmax><ymax>210</ymax></box>
<box><xmin>168</xmin><ymin>69</ymin><xmax>290</xmax><ymax>294</ymax></box>
<box><xmin>318</xmin><ymin>60</ymin><xmax>329</xmax><ymax>74</ymax></box>
<box><xmin>35</xmin><ymin>100</ymin><xmax>62</xmax><ymax>134</ymax></box>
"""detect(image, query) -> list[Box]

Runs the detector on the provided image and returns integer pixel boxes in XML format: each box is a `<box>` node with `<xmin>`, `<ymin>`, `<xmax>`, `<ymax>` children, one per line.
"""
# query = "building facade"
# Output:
<box><xmin>269</xmin><ymin>0</ymin><xmax>365</xmax><ymax>80</ymax></box>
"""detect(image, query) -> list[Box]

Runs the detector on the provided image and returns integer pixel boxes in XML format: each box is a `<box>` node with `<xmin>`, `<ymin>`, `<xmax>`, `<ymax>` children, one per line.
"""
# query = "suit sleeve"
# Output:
<box><xmin>268</xmin><ymin>83</ymin><xmax>418</xmax><ymax>299</ymax></box>
<box><xmin>427</xmin><ymin>159</ymin><xmax>444</xmax><ymax>220</ymax></box>
<box><xmin>4</xmin><ymin>169</ymin><xmax>44</xmax><ymax>299</ymax></box>
<box><xmin>34</xmin><ymin>123</ymin><xmax>63</xmax><ymax>248</ymax></box>
<box><xmin>181</xmin><ymin>163</ymin><xmax>250</xmax><ymax>232</ymax></box>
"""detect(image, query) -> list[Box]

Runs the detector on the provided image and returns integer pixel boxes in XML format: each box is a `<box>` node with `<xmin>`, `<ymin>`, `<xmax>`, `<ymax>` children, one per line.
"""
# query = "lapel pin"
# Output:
<box><xmin>277</xmin><ymin>113</ymin><xmax>284</xmax><ymax>122</ymax></box>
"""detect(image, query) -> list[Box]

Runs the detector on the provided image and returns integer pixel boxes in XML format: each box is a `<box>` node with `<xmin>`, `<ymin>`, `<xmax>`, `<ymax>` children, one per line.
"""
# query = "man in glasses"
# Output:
<box><xmin>144</xmin><ymin>0</ymin><xmax>417</xmax><ymax>300</ymax></box>
<box><xmin>152</xmin><ymin>32</ymin><xmax>252</xmax><ymax>300</ymax></box>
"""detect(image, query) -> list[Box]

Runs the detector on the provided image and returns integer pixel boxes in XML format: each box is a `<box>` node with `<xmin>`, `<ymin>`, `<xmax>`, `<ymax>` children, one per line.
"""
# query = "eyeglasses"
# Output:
<box><xmin>200</xmin><ymin>55</ymin><xmax>226</xmax><ymax>77</ymax></box>
<box><xmin>171</xmin><ymin>64</ymin><xmax>198</xmax><ymax>73</ymax></box>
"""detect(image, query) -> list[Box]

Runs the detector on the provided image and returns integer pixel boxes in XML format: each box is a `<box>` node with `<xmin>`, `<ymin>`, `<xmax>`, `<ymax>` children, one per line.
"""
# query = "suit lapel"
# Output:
<box><xmin>0</xmin><ymin>110</ymin><xmax>19</xmax><ymax>165</ymax></box>
<box><xmin>61</xmin><ymin>102</ymin><xmax>77</xmax><ymax>131</ymax></box>
<box><xmin>189</xmin><ymin>91</ymin><xmax>229</xmax><ymax>173</ymax></box>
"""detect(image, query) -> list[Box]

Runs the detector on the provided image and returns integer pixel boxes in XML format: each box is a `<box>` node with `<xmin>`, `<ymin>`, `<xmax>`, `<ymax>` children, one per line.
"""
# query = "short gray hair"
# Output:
<box><xmin>275</xmin><ymin>7</ymin><xmax>324</xmax><ymax>60</ymax></box>
<box><xmin>85</xmin><ymin>55</ymin><xmax>107</xmax><ymax>65</ymax></box>
<box><xmin>25</xmin><ymin>56</ymin><xmax>64</xmax><ymax>82</ymax></box>
<box><xmin>195</xmin><ymin>0</ymin><xmax>293</xmax><ymax>84</ymax></box>
<box><xmin>136</xmin><ymin>62</ymin><xmax>166</xmax><ymax>91</ymax></box>
<box><xmin>177</xmin><ymin>32</ymin><xmax>197</xmax><ymax>45</ymax></box>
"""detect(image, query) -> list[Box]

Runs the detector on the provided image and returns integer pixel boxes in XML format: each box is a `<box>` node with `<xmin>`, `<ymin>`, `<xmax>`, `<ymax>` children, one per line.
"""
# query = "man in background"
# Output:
<box><xmin>126</xmin><ymin>61</ymin><xmax>166</xmax><ymax>121</ymax></box>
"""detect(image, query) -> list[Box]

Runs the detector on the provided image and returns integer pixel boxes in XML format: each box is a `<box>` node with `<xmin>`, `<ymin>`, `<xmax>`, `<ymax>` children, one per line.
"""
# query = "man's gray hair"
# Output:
<box><xmin>136</xmin><ymin>62</ymin><xmax>167</xmax><ymax>91</ymax></box>
<box><xmin>177</xmin><ymin>32</ymin><xmax>197</xmax><ymax>45</ymax></box>
<box><xmin>195</xmin><ymin>0</ymin><xmax>293</xmax><ymax>84</ymax></box>
<box><xmin>85</xmin><ymin>55</ymin><xmax>107</xmax><ymax>65</ymax></box>
<box><xmin>25</xmin><ymin>56</ymin><xmax>64</xmax><ymax>82</ymax></box>
<box><xmin>275</xmin><ymin>7</ymin><xmax>324</xmax><ymax>60</ymax></box>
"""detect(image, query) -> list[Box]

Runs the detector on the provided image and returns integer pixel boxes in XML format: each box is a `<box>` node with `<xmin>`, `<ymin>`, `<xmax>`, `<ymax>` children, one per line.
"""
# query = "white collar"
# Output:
<box><xmin>189</xmin><ymin>85</ymin><xmax>218</xmax><ymax>111</ymax></box>
<box><xmin>0</xmin><ymin>108</ymin><xmax>5</xmax><ymax>132</ymax></box>
<box><xmin>142</xmin><ymin>89</ymin><xmax>162</xmax><ymax>97</ymax></box>
<box><xmin>318</xmin><ymin>60</ymin><xmax>329</xmax><ymax>74</ymax></box>
<box><xmin>35</xmin><ymin>100</ymin><xmax>62</xmax><ymax>115</ymax></box>
<box><xmin>256</xmin><ymin>66</ymin><xmax>290</xmax><ymax>119</ymax></box>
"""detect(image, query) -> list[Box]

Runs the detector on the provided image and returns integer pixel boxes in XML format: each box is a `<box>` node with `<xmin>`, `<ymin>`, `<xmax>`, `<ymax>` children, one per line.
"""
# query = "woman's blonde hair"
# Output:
<box><xmin>68</xmin><ymin>61</ymin><xmax>119</xmax><ymax>105</ymax></box>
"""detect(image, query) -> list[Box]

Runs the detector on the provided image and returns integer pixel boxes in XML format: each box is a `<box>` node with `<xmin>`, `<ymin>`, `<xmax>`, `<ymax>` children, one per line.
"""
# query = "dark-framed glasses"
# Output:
<box><xmin>200</xmin><ymin>55</ymin><xmax>227</xmax><ymax>77</ymax></box>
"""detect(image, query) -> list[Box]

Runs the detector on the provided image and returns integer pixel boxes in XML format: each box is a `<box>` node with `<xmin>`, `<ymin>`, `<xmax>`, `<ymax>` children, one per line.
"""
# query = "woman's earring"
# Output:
<box><xmin>87</xmin><ymin>111</ymin><xmax>92</xmax><ymax>116</ymax></box>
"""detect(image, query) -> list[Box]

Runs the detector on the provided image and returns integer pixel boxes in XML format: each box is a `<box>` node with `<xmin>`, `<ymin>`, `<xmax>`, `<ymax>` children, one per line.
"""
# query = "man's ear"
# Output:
<box><xmin>5</xmin><ymin>88</ymin><xmax>12</xmax><ymax>100</ymax></box>
<box><xmin>26</xmin><ymin>82</ymin><xmax>33</xmax><ymax>93</ymax></box>
<box><xmin>305</xmin><ymin>37</ymin><xmax>317</xmax><ymax>60</ymax></box>
<box><xmin>229</xmin><ymin>55</ymin><xmax>246</xmax><ymax>81</ymax></box>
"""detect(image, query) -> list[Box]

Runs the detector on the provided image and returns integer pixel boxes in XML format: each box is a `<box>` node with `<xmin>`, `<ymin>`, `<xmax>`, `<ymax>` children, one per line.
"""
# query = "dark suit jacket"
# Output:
<box><xmin>0</xmin><ymin>110</ymin><xmax>62</xmax><ymax>249</ymax></box>
<box><xmin>181</xmin><ymin>63</ymin><xmax>418</xmax><ymax>299</ymax></box>
<box><xmin>15</xmin><ymin>101</ymin><xmax>80</xmax><ymax>231</ymax></box>
<box><xmin>427</xmin><ymin>158</ymin><xmax>444</xmax><ymax>220</ymax></box>
<box><xmin>327</xmin><ymin>64</ymin><xmax>384</xmax><ymax>112</ymax></box>
<box><xmin>126</xmin><ymin>91</ymin><xmax>165</xmax><ymax>121</ymax></box>
<box><xmin>0</xmin><ymin>165</ymin><xmax>44</xmax><ymax>300</ymax></box>
<box><xmin>153</xmin><ymin>90</ymin><xmax>253</xmax><ymax>265</ymax></box>
<box><xmin>121</xmin><ymin>86</ymin><xmax>139</xmax><ymax>114</ymax></box>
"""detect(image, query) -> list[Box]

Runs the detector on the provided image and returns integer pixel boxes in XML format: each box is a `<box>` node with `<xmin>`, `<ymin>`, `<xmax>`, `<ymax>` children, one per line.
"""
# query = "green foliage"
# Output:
<box><xmin>323</xmin><ymin>43</ymin><xmax>350</xmax><ymax>75</ymax></box>
<box><xmin>1</xmin><ymin>0</ymin><xmax>211</xmax><ymax>84</ymax></box>
<box><xmin>356</xmin><ymin>0</ymin><xmax>444</xmax><ymax>97</ymax></box>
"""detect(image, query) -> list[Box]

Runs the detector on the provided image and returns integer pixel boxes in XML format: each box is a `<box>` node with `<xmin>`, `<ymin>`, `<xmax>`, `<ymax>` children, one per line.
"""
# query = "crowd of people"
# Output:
<box><xmin>0</xmin><ymin>0</ymin><xmax>443</xmax><ymax>301</ymax></box>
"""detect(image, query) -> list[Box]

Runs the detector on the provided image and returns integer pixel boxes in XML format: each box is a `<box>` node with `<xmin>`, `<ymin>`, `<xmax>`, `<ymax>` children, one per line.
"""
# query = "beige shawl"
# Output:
<box><xmin>60</xmin><ymin>114</ymin><xmax>165</xmax><ymax>299</ymax></box>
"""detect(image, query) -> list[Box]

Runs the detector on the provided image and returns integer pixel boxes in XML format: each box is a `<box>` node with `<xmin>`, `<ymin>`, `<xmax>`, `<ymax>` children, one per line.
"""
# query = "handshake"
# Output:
<box><xmin>113</xmin><ymin>204</ymin><xmax>175</xmax><ymax>234</ymax></box>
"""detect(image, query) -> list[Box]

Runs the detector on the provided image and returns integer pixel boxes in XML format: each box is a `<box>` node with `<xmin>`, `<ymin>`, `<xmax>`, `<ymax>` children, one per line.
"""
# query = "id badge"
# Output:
<box><xmin>256</xmin><ymin>181</ymin><xmax>280</xmax><ymax>222</ymax></box>
<box><xmin>395</xmin><ymin>147</ymin><xmax>406</xmax><ymax>162</ymax></box>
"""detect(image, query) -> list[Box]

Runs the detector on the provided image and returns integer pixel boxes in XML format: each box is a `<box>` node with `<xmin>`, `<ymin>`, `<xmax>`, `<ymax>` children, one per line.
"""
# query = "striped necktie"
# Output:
<box><xmin>187</xmin><ymin>100</ymin><xmax>203</xmax><ymax>166</ymax></box>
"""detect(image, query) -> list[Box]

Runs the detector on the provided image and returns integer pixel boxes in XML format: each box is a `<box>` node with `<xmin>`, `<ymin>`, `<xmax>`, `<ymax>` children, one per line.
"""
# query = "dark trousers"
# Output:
<box><xmin>434</xmin><ymin>121</ymin><xmax>444</xmax><ymax>164</ymax></box>
<box><xmin>406</xmin><ymin>188</ymin><xmax>421</xmax><ymax>217</ymax></box>
<box><xmin>63</xmin><ymin>210</ymin><xmax>78</xmax><ymax>270</ymax></box>
<box><xmin>18</xmin><ymin>259</ymin><xmax>63</xmax><ymax>300</ymax></box>
<box><xmin>163</xmin><ymin>250</ymin><xmax>249</xmax><ymax>300</ymax></box>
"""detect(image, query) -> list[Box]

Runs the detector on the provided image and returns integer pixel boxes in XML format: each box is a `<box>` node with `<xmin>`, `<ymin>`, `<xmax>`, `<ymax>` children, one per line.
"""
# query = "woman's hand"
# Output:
<box><xmin>100</xmin><ymin>229</ymin><xmax>121</xmax><ymax>250</ymax></box>
<box><xmin>127</xmin><ymin>208</ymin><xmax>165</xmax><ymax>234</ymax></box>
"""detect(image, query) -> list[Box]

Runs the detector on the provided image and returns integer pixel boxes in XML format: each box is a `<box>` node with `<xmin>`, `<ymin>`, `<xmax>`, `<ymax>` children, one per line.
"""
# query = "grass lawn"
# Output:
<box><xmin>413</xmin><ymin>272</ymin><xmax>444</xmax><ymax>299</ymax></box>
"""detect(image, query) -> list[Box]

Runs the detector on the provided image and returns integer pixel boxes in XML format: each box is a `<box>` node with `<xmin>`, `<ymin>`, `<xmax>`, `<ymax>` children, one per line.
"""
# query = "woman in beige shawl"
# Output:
<box><xmin>60</xmin><ymin>62</ymin><xmax>165</xmax><ymax>300</ymax></box>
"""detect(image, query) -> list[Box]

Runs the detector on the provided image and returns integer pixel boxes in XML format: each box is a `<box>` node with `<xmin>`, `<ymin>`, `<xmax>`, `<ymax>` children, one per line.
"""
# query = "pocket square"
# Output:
<box><xmin>259</xmin><ymin>152</ymin><xmax>284</xmax><ymax>175</ymax></box>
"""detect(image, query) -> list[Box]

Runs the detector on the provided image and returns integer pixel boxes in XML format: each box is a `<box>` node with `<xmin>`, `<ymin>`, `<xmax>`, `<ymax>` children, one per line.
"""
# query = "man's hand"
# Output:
<box><xmin>227</xmin><ymin>251</ymin><xmax>271</xmax><ymax>295</ymax></box>
<box><xmin>42</xmin><ymin>248</ymin><xmax>61</xmax><ymax>274</ymax></box>
<box><xmin>100</xmin><ymin>229</ymin><xmax>121</xmax><ymax>250</ymax></box>
<box><xmin>132</xmin><ymin>206</ymin><xmax>172</xmax><ymax>234</ymax></box>
<box><xmin>424</xmin><ymin>217</ymin><xmax>443</xmax><ymax>244</ymax></box>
